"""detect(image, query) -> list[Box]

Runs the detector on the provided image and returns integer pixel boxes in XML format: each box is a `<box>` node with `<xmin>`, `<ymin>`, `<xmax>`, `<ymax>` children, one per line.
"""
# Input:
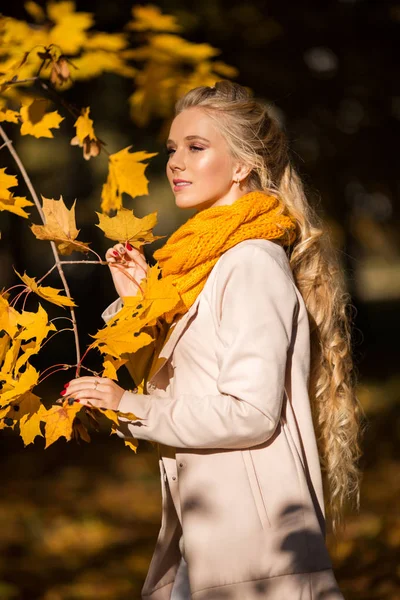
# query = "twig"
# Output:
<box><xmin>0</xmin><ymin>124</ymin><xmax>82</xmax><ymax>372</ymax></box>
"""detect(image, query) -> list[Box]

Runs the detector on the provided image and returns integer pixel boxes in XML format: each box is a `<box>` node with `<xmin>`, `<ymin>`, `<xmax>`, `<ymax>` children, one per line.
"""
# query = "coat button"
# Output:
<box><xmin>147</xmin><ymin>382</ymin><xmax>156</xmax><ymax>392</ymax></box>
<box><xmin>178</xmin><ymin>462</ymin><xmax>184</xmax><ymax>468</ymax></box>
<box><xmin>172</xmin><ymin>476</ymin><xmax>176</xmax><ymax>481</ymax></box>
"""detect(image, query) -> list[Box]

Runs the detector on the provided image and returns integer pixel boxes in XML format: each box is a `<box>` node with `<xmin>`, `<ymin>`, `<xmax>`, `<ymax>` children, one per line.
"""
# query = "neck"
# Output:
<box><xmin>195</xmin><ymin>186</ymin><xmax>255</xmax><ymax>212</ymax></box>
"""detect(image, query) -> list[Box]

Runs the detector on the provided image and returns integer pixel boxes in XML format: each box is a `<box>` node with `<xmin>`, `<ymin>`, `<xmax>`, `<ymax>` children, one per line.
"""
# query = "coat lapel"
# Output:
<box><xmin>147</xmin><ymin>293</ymin><xmax>202</xmax><ymax>383</ymax></box>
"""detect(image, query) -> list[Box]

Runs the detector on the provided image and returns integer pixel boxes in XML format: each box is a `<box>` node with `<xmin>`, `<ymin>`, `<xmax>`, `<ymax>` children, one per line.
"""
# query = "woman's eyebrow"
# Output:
<box><xmin>166</xmin><ymin>135</ymin><xmax>210</xmax><ymax>144</ymax></box>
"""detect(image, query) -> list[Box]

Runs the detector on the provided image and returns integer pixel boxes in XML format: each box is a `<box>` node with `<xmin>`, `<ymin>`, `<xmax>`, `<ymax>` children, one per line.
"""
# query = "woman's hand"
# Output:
<box><xmin>61</xmin><ymin>376</ymin><xmax>125</xmax><ymax>411</ymax></box>
<box><xmin>105</xmin><ymin>242</ymin><xmax>148</xmax><ymax>299</ymax></box>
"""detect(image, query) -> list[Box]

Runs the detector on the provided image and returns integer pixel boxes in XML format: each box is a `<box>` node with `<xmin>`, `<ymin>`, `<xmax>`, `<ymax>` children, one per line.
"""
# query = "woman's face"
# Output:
<box><xmin>166</xmin><ymin>107</ymin><xmax>248</xmax><ymax>211</ymax></box>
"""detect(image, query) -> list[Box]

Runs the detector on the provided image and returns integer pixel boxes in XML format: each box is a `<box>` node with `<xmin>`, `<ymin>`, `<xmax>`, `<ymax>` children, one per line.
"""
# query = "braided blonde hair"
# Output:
<box><xmin>174</xmin><ymin>80</ymin><xmax>363</xmax><ymax>531</ymax></box>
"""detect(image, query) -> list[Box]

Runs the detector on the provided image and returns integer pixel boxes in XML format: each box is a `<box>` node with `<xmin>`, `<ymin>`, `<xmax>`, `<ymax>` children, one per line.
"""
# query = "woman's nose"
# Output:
<box><xmin>168</xmin><ymin>150</ymin><xmax>185</xmax><ymax>171</ymax></box>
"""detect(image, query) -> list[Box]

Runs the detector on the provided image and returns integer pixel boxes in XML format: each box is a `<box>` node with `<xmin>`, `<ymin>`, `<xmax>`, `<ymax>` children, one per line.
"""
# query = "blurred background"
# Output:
<box><xmin>0</xmin><ymin>0</ymin><xmax>399</xmax><ymax>598</ymax></box>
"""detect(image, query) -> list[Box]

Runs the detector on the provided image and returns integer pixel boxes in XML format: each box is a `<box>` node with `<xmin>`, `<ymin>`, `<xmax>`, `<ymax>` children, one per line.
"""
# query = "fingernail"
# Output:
<box><xmin>113</xmin><ymin>250</ymin><xmax>119</xmax><ymax>257</ymax></box>
<box><xmin>75</xmin><ymin>399</ymin><xmax>80</xmax><ymax>403</ymax></box>
<box><xmin>126</xmin><ymin>242</ymin><xmax>133</xmax><ymax>251</ymax></box>
<box><xmin>63</xmin><ymin>383</ymin><xmax>69</xmax><ymax>388</ymax></box>
<box><xmin>60</xmin><ymin>390</ymin><xmax>66</xmax><ymax>396</ymax></box>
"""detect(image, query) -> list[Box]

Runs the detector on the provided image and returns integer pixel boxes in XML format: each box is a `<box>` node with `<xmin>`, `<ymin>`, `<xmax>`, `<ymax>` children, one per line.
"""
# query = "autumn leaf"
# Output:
<box><xmin>0</xmin><ymin>363</ymin><xmax>39</xmax><ymax>406</ymax></box>
<box><xmin>0</xmin><ymin>52</ymin><xmax>30</xmax><ymax>93</ymax></box>
<box><xmin>0</xmin><ymin>165</ymin><xmax>33</xmax><ymax>219</ymax></box>
<box><xmin>43</xmin><ymin>401</ymin><xmax>83</xmax><ymax>448</ymax></box>
<box><xmin>24</xmin><ymin>1</ymin><xmax>46</xmax><ymax>23</ymax></box>
<box><xmin>102</xmin><ymin>354</ymin><xmax>128</xmax><ymax>380</ymax></box>
<box><xmin>0</xmin><ymin>108</ymin><xmax>19</xmax><ymax>123</ymax></box>
<box><xmin>19</xmin><ymin>404</ymin><xmax>47</xmax><ymax>445</ymax></box>
<box><xmin>101</xmin><ymin>147</ymin><xmax>158</xmax><ymax>212</ymax></box>
<box><xmin>0</xmin><ymin>168</ymin><xmax>18</xmax><ymax>195</ymax></box>
<box><xmin>47</xmin><ymin>2</ymin><xmax>94</xmax><ymax>55</ymax></box>
<box><xmin>0</xmin><ymin>193</ymin><xmax>34</xmax><ymax>219</ymax></box>
<box><xmin>31</xmin><ymin>196</ymin><xmax>90</xmax><ymax>254</ymax></box>
<box><xmin>95</xmin><ymin>207</ymin><xmax>163</xmax><ymax>247</ymax></box>
<box><xmin>124</xmin><ymin>263</ymin><xmax>182</xmax><ymax>326</ymax></box>
<box><xmin>91</xmin><ymin>323</ymin><xmax>154</xmax><ymax>360</ymax></box>
<box><xmin>7</xmin><ymin>390</ymin><xmax>42</xmax><ymax>421</ymax></box>
<box><xmin>14</xmin><ymin>304</ymin><xmax>56</xmax><ymax>373</ymax></box>
<box><xmin>0</xmin><ymin>294</ymin><xmax>20</xmax><ymax>338</ymax></box>
<box><xmin>20</xmin><ymin>97</ymin><xmax>64</xmax><ymax>139</ymax></box>
<box><xmin>73</xmin><ymin>418</ymin><xmax>91</xmax><ymax>443</ymax></box>
<box><xmin>127</xmin><ymin>5</ymin><xmax>183</xmax><ymax>33</ymax></box>
<box><xmin>84</xmin><ymin>32</ymin><xmax>128</xmax><ymax>51</ymax></box>
<box><xmin>124</xmin><ymin>438</ymin><xmax>139</xmax><ymax>452</ymax></box>
<box><xmin>14</xmin><ymin>270</ymin><xmax>77</xmax><ymax>308</ymax></box>
<box><xmin>0</xmin><ymin>334</ymin><xmax>11</xmax><ymax>369</ymax></box>
<box><xmin>1</xmin><ymin>339</ymin><xmax>22</xmax><ymax>380</ymax></box>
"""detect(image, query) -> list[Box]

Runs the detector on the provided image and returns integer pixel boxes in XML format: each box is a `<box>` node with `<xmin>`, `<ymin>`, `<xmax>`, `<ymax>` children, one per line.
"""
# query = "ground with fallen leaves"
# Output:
<box><xmin>0</xmin><ymin>374</ymin><xmax>399</xmax><ymax>600</ymax></box>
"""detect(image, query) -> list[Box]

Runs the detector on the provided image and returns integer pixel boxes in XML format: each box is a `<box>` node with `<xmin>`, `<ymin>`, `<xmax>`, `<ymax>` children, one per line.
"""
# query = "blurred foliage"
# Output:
<box><xmin>0</xmin><ymin>374</ymin><xmax>398</xmax><ymax>599</ymax></box>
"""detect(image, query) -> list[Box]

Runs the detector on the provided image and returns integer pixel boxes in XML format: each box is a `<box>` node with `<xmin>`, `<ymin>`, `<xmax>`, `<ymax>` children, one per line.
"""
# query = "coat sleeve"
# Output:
<box><xmin>116</xmin><ymin>245</ymin><xmax>299</xmax><ymax>449</ymax></box>
<box><xmin>101</xmin><ymin>297</ymin><xmax>124</xmax><ymax>323</ymax></box>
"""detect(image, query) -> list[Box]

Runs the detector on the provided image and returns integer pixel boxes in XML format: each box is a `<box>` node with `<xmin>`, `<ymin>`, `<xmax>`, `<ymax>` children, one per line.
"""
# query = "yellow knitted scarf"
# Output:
<box><xmin>152</xmin><ymin>190</ymin><xmax>297</xmax><ymax>324</ymax></box>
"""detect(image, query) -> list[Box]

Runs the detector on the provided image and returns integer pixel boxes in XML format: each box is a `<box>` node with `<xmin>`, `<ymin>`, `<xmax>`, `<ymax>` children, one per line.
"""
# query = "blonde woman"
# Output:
<box><xmin>64</xmin><ymin>81</ymin><xmax>362</xmax><ymax>599</ymax></box>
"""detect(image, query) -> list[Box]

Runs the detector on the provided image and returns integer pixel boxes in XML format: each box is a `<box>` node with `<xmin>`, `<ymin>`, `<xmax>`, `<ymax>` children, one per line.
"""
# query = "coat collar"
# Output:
<box><xmin>147</xmin><ymin>292</ymin><xmax>202</xmax><ymax>383</ymax></box>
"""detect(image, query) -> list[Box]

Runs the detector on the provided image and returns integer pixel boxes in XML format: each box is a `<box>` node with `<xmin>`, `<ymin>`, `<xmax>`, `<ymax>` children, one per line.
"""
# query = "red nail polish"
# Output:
<box><xmin>60</xmin><ymin>390</ymin><xmax>66</xmax><ymax>396</ymax></box>
<box><xmin>75</xmin><ymin>399</ymin><xmax>80</xmax><ymax>403</ymax></box>
<box><xmin>126</xmin><ymin>242</ymin><xmax>133</xmax><ymax>251</ymax></box>
<box><xmin>113</xmin><ymin>250</ymin><xmax>119</xmax><ymax>257</ymax></box>
<box><xmin>63</xmin><ymin>383</ymin><xmax>69</xmax><ymax>388</ymax></box>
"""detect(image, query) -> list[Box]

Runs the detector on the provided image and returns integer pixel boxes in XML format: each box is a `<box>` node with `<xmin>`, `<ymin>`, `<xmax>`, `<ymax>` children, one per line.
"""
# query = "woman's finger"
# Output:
<box><xmin>78</xmin><ymin>398</ymin><xmax>107</xmax><ymax>409</ymax></box>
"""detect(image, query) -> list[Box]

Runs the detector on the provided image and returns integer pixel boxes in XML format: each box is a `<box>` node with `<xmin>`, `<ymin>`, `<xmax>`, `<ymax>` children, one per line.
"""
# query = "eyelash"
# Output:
<box><xmin>165</xmin><ymin>145</ymin><xmax>204</xmax><ymax>156</ymax></box>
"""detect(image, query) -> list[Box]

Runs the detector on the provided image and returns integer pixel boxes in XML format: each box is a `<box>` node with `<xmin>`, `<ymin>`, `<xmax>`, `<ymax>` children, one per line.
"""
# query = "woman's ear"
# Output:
<box><xmin>233</xmin><ymin>162</ymin><xmax>252</xmax><ymax>183</ymax></box>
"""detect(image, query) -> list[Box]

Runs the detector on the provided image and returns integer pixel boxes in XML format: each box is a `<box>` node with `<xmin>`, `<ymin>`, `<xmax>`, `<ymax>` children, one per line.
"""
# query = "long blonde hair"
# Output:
<box><xmin>174</xmin><ymin>80</ymin><xmax>363</xmax><ymax>531</ymax></box>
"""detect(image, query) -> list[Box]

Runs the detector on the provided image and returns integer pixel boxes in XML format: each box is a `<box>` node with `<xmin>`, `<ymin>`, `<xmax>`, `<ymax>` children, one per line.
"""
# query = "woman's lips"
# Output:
<box><xmin>173</xmin><ymin>182</ymin><xmax>192</xmax><ymax>191</ymax></box>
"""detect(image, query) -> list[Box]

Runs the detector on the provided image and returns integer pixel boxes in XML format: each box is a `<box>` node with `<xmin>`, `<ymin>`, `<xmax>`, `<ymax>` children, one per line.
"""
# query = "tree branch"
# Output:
<box><xmin>0</xmin><ymin>124</ymin><xmax>82</xmax><ymax>372</ymax></box>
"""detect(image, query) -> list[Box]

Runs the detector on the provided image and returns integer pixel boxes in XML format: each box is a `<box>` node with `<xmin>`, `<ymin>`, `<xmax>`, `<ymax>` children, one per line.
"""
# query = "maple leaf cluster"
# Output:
<box><xmin>0</xmin><ymin>2</ymin><xmax>241</xmax><ymax>449</ymax></box>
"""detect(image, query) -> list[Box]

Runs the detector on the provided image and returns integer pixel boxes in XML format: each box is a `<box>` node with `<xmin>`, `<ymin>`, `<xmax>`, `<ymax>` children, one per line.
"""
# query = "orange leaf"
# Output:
<box><xmin>43</xmin><ymin>401</ymin><xmax>82</xmax><ymax>448</ymax></box>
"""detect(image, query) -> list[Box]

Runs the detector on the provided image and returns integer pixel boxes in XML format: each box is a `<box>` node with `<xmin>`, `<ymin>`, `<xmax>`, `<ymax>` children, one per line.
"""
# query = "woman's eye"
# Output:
<box><xmin>165</xmin><ymin>145</ymin><xmax>204</xmax><ymax>156</ymax></box>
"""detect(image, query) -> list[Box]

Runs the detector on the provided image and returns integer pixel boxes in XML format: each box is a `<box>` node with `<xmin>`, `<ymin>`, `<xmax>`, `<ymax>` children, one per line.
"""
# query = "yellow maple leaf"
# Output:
<box><xmin>125</xmin><ymin>263</ymin><xmax>182</xmax><ymax>325</ymax></box>
<box><xmin>19</xmin><ymin>404</ymin><xmax>47</xmax><ymax>446</ymax></box>
<box><xmin>30</xmin><ymin>196</ymin><xmax>90</xmax><ymax>254</ymax></box>
<box><xmin>14</xmin><ymin>304</ymin><xmax>56</xmax><ymax>372</ymax></box>
<box><xmin>0</xmin><ymin>193</ymin><xmax>34</xmax><ymax>218</ymax></box>
<box><xmin>24</xmin><ymin>1</ymin><xmax>46</xmax><ymax>23</ymax></box>
<box><xmin>124</xmin><ymin>438</ymin><xmax>139</xmax><ymax>452</ymax></box>
<box><xmin>1</xmin><ymin>339</ymin><xmax>22</xmax><ymax>379</ymax></box>
<box><xmin>127</xmin><ymin>5</ymin><xmax>182</xmax><ymax>33</ymax></box>
<box><xmin>20</xmin><ymin>97</ymin><xmax>64</xmax><ymax>139</ymax></box>
<box><xmin>0</xmin><ymin>164</ymin><xmax>32</xmax><ymax>219</ymax></box>
<box><xmin>83</xmin><ymin>32</ymin><xmax>128</xmax><ymax>51</ymax></box>
<box><xmin>47</xmin><ymin>2</ymin><xmax>94</xmax><ymax>55</ymax></box>
<box><xmin>0</xmin><ymin>108</ymin><xmax>19</xmax><ymax>123</ymax></box>
<box><xmin>0</xmin><ymin>168</ymin><xmax>18</xmax><ymax>195</ymax></box>
<box><xmin>95</xmin><ymin>207</ymin><xmax>163</xmax><ymax>247</ymax></box>
<box><xmin>0</xmin><ymin>295</ymin><xmax>20</xmax><ymax>338</ymax></box>
<box><xmin>72</xmin><ymin>106</ymin><xmax>96</xmax><ymax>143</ymax></box>
<box><xmin>91</xmin><ymin>324</ymin><xmax>154</xmax><ymax>360</ymax></box>
<box><xmin>7</xmin><ymin>390</ymin><xmax>42</xmax><ymax>421</ymax></box>
<box><xmin>101</xmin><ymin>147</ymin><xmax>158</xmax><ymax>212</ymax></box>
<box><xmin>0</xmin><ymin>52</ymin><xmax>30</xmax><ymax>93</ymax></box>
<box><xmin>43</xmin><ymin>400</ymin><xmax>82</xmax><ymax>448</ymax></box>
<box><xmin>0</xmin><ymin>334</ymin><xmax>11</xmax><ymax>369</ymax></box>
<box><xmin>0</xmin><ymin>362</ymin><xmax>39</xmax><ymax>405</ymax></box>
<box><xmin>69</xmin><ymin>50</ymin><xmax>136</xmax><ymax>81</ymax></box>
<box><xmin>14</xmin><ymin>269</ymin><xmax>77</xmax><ymax>308</ymax></box>
<box><xmin>101</xmin><ymin>354</ymin><xmax>128</xmax><ymax>380</ymax></box>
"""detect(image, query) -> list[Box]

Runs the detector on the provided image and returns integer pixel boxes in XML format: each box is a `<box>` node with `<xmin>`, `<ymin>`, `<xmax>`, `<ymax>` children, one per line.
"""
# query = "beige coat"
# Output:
<box><xmin>101</xmin><ymin>239</ymin><xmax>344</xmax><ymax>600</ymax></box>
